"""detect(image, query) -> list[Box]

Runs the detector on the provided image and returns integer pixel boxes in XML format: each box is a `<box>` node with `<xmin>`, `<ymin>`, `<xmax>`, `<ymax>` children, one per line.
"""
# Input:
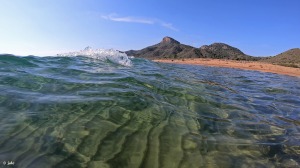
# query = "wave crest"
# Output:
<box><xmin>57</xmin><ymin>47</ymin><xmax>132</xmax><ymax>66</ymax></box>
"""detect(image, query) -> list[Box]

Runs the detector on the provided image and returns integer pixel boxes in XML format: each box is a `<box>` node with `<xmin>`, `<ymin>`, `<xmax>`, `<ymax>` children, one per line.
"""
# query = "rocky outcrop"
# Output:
<box><xmin>161</xmin><ymin>36</ymin><xmax>180</xmax><ymax>44</ymax></box>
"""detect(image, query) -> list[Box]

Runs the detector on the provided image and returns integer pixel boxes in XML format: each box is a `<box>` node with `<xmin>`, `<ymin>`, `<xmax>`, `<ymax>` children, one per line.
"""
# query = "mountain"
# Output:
<box><xmin>125</xmin><ymin>37</ymin><xmax>258</xmax><ymax>60</ymax></box>
<box><xmin>125</xmin><ymin>37</ymin><xmax>202</xmax><ymax>59</ymax></box>
<box><xmin>199</xmin><ymin>43</ymin><xmax>259</xmax><ymax>60</ymax></box>
<box><xmin>263</xmin><ymin>48</ymin><xmax>300</xmax><ymax>68</ymax></box>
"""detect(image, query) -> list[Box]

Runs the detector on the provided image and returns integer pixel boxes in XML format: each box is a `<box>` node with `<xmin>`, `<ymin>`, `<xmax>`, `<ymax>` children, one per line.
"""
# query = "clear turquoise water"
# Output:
<box><xmin>0</xmin><ymin>55</ymin><xmax>300</xmax><ymax>168</ymax></box>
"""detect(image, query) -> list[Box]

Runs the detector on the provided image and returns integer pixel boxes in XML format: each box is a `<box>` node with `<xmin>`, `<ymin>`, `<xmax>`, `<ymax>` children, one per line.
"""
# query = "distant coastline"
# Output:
<box><xmin>126</xmin><ymin>36</ymin><xmax>300</xmax><ymax>76</ymax></box>
<box><xmin>154</xmin><ymin>58</ymin><xmax>300</xmax><ymax>77</ymax></box>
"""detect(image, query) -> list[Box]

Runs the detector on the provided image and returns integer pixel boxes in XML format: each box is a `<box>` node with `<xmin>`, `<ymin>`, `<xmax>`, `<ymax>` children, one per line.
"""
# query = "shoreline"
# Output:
<box><xmin>153</xmin><ymin>58</ymin><xmax>300</xmax><ymax>77</ymax></box>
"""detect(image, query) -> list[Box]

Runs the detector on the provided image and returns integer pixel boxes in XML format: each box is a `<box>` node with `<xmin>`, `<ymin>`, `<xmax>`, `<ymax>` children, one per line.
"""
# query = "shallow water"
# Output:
<box><xmin>0</xmin><ymin>55</ymin><xmax>300</xmax><ymax>168</ymax></box>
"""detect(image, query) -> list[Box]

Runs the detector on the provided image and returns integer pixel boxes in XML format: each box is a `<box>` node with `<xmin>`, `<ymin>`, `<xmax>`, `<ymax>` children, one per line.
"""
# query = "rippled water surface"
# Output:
<box><xmin>0</xmin><ymin>55</ymin><xmax>300</xmax><ymax>168</ymax></box>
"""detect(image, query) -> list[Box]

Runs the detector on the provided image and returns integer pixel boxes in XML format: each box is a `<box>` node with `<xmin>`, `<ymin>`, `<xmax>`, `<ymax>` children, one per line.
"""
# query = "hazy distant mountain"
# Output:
<box><xmin>263</xmin><ymin>48</ymin><xmax>300</xmax><ymax>68</ymax></box>
<box><xmin>125</xmin><ymin>37</ymin><xmax>257</xmax><ymax>60</ymax></box>
<box><xmin>125</xmin><ymin>37</ymin><xmax>202</xmax><ymax>59</ymax></box>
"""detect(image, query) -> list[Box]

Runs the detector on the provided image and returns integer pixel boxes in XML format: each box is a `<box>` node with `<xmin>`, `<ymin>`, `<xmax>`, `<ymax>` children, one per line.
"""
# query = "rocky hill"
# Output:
<box><xmin>126</xmin><ymin>37</ymin><xmax>258</xmax><ymax>60</ymax></box>
<box><xmin>200</xmin><ymin>43</ymin><xmax>259</xmax><ymax>61</ymax></box>
<box><xmin>263</xmin><ymin>48</ymin><xmax>300</xmax><ymax>68</ymax></box>
<box><xmin>126</xmin><ymin>37</ymin><xmax>202</xmax><ymax>59</ymax></box>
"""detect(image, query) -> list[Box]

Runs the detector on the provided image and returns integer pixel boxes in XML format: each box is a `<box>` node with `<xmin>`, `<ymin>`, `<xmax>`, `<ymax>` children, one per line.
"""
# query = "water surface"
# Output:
<box><xmin>0</xmin><ymin>55</ymin><xmax>300</xmax><ymax>168</ymax></box>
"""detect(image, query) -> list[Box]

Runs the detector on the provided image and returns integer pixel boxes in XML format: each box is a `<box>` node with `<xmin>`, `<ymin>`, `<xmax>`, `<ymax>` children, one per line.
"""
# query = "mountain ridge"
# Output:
<box><xmin>125</xmin><ymin>37</ymin><xmax>260</xmax><ymax>61</ymax></box>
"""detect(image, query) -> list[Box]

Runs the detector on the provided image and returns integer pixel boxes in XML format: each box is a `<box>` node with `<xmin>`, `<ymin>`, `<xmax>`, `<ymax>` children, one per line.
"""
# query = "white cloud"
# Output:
<box><xmin>101</xmin><ymin>13</ymin><xmax>178</xmax><ymax>31</ymax></box>
<box><xmin>101</xmin><ymin>14</ymin><xmax>154</xmax><ymax>24</ymax></box>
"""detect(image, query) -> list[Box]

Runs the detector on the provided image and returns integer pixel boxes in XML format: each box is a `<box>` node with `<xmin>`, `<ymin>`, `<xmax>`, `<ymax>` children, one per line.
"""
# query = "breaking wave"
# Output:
<box><xmin>57</xmin><ymin>47</ymin><xmax>132</xmax><ymax>66</ymax></box>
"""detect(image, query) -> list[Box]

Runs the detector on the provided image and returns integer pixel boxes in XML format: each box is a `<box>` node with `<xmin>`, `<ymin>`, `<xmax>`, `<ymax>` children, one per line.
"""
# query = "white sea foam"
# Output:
<box><xmin>57</xmin><ymin>47</ymin><xmax>132</xmax><ymax>66</ymax></box>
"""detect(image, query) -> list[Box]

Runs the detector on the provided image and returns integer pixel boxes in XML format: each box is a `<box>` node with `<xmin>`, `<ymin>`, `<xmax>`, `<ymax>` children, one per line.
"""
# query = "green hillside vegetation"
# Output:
<box><xmin>263</xmin><ymin>48</ymin><xmax>300</xmax><ymax>68</ymax></box>
<box><xmin>199</xmin><ymin>43</ymin><xmax>260</xmax><ymax>61</ymax></box>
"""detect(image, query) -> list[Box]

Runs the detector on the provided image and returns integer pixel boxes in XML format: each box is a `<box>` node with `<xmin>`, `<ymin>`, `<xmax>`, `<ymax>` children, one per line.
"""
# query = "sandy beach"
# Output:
<box><xmin>154</xmin><ymin>58</ymin><xmax>300</xmax><ymax>77</ymax></box>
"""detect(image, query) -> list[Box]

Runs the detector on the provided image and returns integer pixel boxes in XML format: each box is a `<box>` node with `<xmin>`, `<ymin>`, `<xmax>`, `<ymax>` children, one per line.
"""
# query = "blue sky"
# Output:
<box><xmin>0</xmin><ymin>0</ymin><xmax>299</xmax><ymax>56</ymax></box>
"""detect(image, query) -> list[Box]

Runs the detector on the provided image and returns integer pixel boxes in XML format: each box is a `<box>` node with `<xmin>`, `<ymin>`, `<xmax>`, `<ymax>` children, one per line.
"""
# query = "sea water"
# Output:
<box><xmin>0</xmin><ymin>50</ymin><xmax>300</xmax><ymax>168</ymax></box>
